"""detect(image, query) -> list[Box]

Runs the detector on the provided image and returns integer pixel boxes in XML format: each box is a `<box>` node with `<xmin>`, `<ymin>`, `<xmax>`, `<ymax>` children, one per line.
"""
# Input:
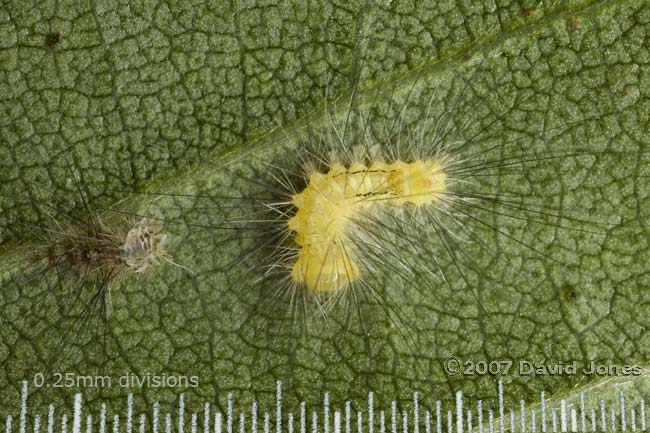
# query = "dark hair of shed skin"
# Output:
<box><xmin>2</xmin><ymin>202</ymin><xmax>120</xmax><ymax>380</ymax></box>
<box><xmin>1</xmin><ymin>173</ymin><xmax>175</xmax><ymax>385</ymax></box>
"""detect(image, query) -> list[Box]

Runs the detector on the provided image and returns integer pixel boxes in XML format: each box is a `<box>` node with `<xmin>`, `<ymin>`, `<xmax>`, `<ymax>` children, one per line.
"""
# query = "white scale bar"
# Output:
<box><xmin>414</xmin><ymin>393</ymin><xmax>419</xmax><ymax>433</ymax></box>
<box><xmin>72</xmin><ymin>394</ymin><xmax>82</xmax><ymax>433</ymax></box>
<box><xmin>204</xmin><ymin>403</ymin><xmax>210</xmax><ymax>433</ymax></box>
<box><xmin>6</xmin><ymin>380</ymin><xmax>650</xmax><ymax>433</ymax></box>
<box><xmin>368</xmin><ymin>392</ymin><xmax>374</xmax><ymax>433</ymax></box>
<box><xmin>277</xmin><ymin>381</ymin><xmax>282</xmax><ymax>433</ymax></box>
<box><xmin>531</xmin><ymin>410</ymin><xmax>536</xmax><ymax>433</ymax></box>
<box><xmin>345</xmin><ymin>403</ymin><xmax>350</xmax><ymax>433</ymax></box>
<box><xmin>580</xmin><ymin>392</ymin><xmax>585</xmax><ymax>433</ymax></box>
<box><xmin>498</xmin><ymin>382</ymin><xmax>504</xmax><ymax>433</ymax></box>
<box><xmin>20</xmin><ymin>382</ymin><xmax>27</xmax><ymax>433</ymax></box>
<box><xmin>126</xmin><ymin>395</ymin><xmax>132</xmax><ymax>433</ymax></box>
<box><xmin>153</xmin><ymin>403</ymin><xmax>159</xmax><ymax>433</ymax></box>
<box><xmin>304</xmin><ymin>403</ymin><xmax>308</xmax><ymax>433</ymax></box>
<box><xmin>252</xmin><ymin>403</ymin><xmax>258</xmax><ymax>433</ymax></box>
<box><xmin>179</xmin><ymin>395</ymin><xmax>185</xmax><ymax>433</ymax></box>
<box><xmin>622</xmin><ymin>392</ymin><xmax>627</xmax><ymax>432</ymax></box>
<box><xmin>324</xmin><ymin>393</ymin><xmax>330</xmax><ymax>433</ymax></box>
<box><xmin>227</xmin><ymin>395</ymin><xmax>233</xmax><ymax>433</ymax></box>
<box><xmin>456</xmin><ymin>392</ymin><xmax>463</xmax><ymax>433</ymax></box>
<box><xmin>100</xmin><ymin>404</ymin><xmax>106</xmax><ymax>433</ymax></box>
<box><xmin>48</xmin><ymin>404</ymin><xmax>55</xmax><ymax>433</ymax></box>
<box><xmin>541</xmin><ymin>392</ymin><xmax>546</xmax><ymax>433</ymax></box>
<box><xmin>214</xmin><ymin>413</ymin><xmax>222</xmax><ymax>433</ymax></box>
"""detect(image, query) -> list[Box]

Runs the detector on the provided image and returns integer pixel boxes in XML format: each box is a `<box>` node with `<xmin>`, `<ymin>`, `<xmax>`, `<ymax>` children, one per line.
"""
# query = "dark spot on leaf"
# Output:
<box><xmin>566</xmin><ymin>18</ymin><xmax>580</xmax><ymax>32</ymax></box>
<box><xmin>45</xmin><ymin>32</ymin><xmax>61</xmax><ymax>48</ymax></box>
<box><xmin>521</xmin><ymin>7</ymin><xmax>533</xmax><ymax>18</ymax></box>
<box><xmin>562</xmin><ymin>287</ymin><xmax>579</xmax><ymax>302</ymax></box>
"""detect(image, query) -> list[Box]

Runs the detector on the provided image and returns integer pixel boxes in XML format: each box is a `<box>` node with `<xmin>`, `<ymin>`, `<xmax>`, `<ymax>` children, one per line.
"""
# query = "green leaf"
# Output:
<box><xmin>1</xmin><ymin>0</ymin><xmax>649</xmax><ymax>424</ymax></box>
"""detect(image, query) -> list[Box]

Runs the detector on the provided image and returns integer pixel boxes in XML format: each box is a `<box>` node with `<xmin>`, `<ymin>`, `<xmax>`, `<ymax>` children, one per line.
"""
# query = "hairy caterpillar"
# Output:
<box><xmin>289</xmin><ymin>155</ymin><xmax>447</xmax><ymax>292</ymax></box>
<box><xmin>177</xmin><ymin>58</ymin><xmax>614</xmax><ymax>387</ymax></box>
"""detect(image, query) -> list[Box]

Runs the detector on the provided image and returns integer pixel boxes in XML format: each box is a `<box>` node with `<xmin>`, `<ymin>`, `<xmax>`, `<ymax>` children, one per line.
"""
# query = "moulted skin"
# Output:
<box><xmin>288</xmin><ymin>159</ymin><xmax>447</xmax><ymax>292</ymax></box>
<box><xmin>29</xmin><ymin>217</ymin><xmax>170</xmax><ymax>281</ymax></box>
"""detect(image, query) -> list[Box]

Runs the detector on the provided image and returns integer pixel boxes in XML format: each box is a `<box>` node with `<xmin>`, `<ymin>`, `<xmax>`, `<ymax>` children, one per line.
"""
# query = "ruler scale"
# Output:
<box><xmin>4</xmin><ymin>381</ymin><xmax>649</xmax><ymax>433</ymax></box>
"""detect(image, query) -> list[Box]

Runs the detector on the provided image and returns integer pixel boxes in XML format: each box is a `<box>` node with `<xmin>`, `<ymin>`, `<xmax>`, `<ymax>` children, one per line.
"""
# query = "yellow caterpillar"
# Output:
<box><xmin>288</xmin><ymin>160</ymin><xmax>447</xmax><ymax>292</ymax></box>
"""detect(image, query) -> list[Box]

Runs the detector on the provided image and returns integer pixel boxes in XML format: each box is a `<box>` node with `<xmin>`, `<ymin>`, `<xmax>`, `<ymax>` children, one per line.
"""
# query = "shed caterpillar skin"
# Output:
<box><xmin>29</xmin><ymin>215</ymin><xmax>169</xmax><ymax>280</ymax></box>
<box><xmin>0</xmin><ymin>182</ymin><xmax>181</xmax><ymax>374</ymax></box>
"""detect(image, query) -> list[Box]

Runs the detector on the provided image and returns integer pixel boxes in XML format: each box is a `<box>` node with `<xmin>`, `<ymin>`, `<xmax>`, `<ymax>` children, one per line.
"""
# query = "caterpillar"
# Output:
<box><xmin>181</xmin><ymin>59</ymin><xmax>614</xmax><ymax>387</ymax></box>
<box><xmin>289</xmin><ymin>155</ymin><xmax>447</xmax><ymax>292</ymax></box>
